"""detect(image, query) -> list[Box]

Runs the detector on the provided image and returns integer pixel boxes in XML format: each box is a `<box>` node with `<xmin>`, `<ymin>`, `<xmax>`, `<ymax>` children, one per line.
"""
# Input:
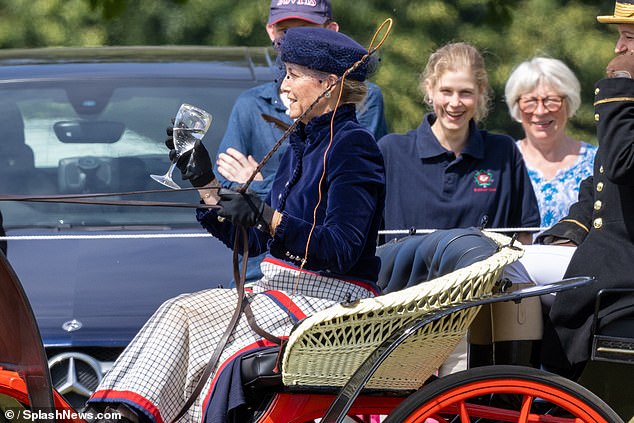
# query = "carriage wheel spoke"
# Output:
<box><xmin>519</xmin><ymin>394</ymin><xmax>534</xmax><ymax>422</ymax></box>
<box><xmin>459</xmin><ymin>400</ymin><xmax>470</xmax><ymax>423</ymax></box>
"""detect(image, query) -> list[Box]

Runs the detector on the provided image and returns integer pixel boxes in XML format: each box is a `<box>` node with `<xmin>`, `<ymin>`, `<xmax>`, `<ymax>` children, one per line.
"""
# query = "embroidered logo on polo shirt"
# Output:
<box><xmin>473</xmin><ymin>170</ymin><xmax>496</xmax><ymax>192</ymax></box>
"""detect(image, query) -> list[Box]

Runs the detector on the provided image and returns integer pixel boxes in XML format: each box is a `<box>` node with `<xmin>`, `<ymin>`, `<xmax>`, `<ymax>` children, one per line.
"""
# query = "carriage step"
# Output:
<box><xmin>591</xmin><ymin>335</ymin><xmax>634</xmax><ymax>364</ymax></box>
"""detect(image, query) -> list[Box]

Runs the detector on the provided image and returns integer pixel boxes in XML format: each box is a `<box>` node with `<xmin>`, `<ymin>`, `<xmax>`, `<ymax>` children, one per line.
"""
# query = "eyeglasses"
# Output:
<box><xmin>517</xmin><ymin>95</ymin><xmax>565</xmax><ymax>113</ymax></box>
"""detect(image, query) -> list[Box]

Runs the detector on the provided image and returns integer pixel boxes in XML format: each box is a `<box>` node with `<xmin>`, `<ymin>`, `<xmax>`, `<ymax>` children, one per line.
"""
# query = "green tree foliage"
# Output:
<box><xmin>330</xmin><ymin>0</ymin><xmax>616</xmax><ymax>142</ymax></box>
<box><xmin>0</xmin><ymin>0</ymin><xmax>618</xmax><ymax>143</ymax></box>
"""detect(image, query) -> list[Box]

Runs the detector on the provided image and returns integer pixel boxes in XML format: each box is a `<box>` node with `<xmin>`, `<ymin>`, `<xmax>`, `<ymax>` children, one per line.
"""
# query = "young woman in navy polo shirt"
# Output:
<box><xmin>378</xmin><ymin>42</ymin><xmax>540</xmax><ymax>375</ymax></box>
<box><xmin>378</xmin><ymin>42</ymin><xmax>540</xmax><ymax>244</ymax></box>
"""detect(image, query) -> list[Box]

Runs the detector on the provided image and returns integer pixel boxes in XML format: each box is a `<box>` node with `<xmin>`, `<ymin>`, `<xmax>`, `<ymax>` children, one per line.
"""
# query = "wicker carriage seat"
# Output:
<box><xmin>240</xmin><ymin>228</ymin><xmax>521</xmax><ymax>393</ymax></box>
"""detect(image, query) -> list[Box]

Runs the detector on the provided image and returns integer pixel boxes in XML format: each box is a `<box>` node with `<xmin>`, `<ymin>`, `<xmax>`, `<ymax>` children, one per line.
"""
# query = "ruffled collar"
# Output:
<box><xmin>296</xmin><ymin>104</ymin><xmax>357</xmax><ymax>144</ymax></box>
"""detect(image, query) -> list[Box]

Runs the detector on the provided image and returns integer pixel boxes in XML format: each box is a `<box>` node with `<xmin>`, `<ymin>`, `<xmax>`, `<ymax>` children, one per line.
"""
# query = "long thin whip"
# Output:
<box><xmin>292</xmin><ymin>18</ymin><xmax>393</xmax><ymax>282</ymax></box>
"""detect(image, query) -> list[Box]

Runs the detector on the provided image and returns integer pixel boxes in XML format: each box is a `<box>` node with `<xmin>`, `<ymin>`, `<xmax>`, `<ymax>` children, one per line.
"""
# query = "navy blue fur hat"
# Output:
<box><xmin>280</xmin><ymin>27</ymin><xmax>375</xmax><ymax>81</ymax></box>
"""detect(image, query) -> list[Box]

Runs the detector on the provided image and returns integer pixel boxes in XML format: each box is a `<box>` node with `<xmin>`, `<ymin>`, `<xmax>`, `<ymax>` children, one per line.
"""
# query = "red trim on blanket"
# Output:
<box><xmin>91</xmin><ymin>340</ymin><xmax>286</xmax><ymax>423</ymax></box>
<box><xmin>200</xmin><ymin>338</ymin><xmax>286</xmax><ymax>422</ymax></box>
<box><xmin>264</xmin><ymin>290</ymin><xmax>307</xmax><ymax>320</ymax></box>
<box><xmin>90</xmin><ymin>389</ymin><xmax>164</xmax><ymax>423</ymax></box>
<box><xmin>263</xmin><ymin>257</ymin><xmax>380</xmax><ymax>295</ymax></box>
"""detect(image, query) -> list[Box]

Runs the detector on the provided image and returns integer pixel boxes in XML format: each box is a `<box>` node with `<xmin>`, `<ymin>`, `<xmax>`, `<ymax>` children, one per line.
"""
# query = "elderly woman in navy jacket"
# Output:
<box><xmin>87</xmin><ymin>27</ymin><xmax>385</xmax><ymax>423</ymax></box>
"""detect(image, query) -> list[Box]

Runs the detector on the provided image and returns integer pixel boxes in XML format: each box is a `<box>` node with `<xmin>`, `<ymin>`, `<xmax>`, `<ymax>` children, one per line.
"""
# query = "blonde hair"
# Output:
<box><xmin>504</xmin><ymin>56</ymin><xmax>581</xmax><ymax>122</ymax></box>
<box><xmin>420</xmin><ymin>42</ymin><xmax>491</xmax><ymax>122</ymax></box>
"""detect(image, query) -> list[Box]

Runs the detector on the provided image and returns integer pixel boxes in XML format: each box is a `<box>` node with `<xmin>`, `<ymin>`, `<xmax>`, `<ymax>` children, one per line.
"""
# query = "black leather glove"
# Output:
<box><xmin>217</xmin><ymin>188</ymin><xmax>275</xmax><ymax>231</ymax></box>
<box><xmin>165</xmin><ymin>125</ymin><xmax>214</xmax><ymax>187</ymax></box>
<box><xmin>606</xmin><ymin>52</ymin><xmax>634</xmax><ymax>79</ymax></box>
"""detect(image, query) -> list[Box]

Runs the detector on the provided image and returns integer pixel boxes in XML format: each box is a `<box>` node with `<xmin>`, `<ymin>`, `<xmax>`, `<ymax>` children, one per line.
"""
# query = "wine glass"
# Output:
<box><xmin>150</xmin><ymin>103</ymin><xmax>213</xmax><ymax>189</ymax></box>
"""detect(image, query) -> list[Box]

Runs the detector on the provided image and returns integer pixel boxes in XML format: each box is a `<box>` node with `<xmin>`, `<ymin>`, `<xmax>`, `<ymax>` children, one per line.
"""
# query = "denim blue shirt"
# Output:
<box><xmin>379</xmin><ymin>113</ymin><xmax>540</xmax><ymax>236</ymax></box>
<box><xmin>214</xmin><ymin>80</ymin><xmax>387</xmax><ymax>281</ymax></box>
<box><xmin>198</xmin><ymin>104</ymin><xmax>385</xmax><ymax>283</ymax></box>
<box><xmin>214</xmin><ymin>81</ymin><xmax>287</xmax><ymax>197</ymax></box>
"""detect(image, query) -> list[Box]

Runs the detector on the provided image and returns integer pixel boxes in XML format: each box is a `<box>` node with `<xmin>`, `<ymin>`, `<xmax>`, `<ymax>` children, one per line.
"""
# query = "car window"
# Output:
<box><xmin>0</xmin><ymin>78</ymin><xmax>255</xmax><ymax>229</ymax></box>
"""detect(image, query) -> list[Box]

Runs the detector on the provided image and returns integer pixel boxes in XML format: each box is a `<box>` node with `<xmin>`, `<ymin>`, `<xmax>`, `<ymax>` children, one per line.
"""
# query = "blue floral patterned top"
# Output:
<box><xmin>521</xmin><ymin>141</ymin><xmax>597</xmax><ymax>228</ymax></box>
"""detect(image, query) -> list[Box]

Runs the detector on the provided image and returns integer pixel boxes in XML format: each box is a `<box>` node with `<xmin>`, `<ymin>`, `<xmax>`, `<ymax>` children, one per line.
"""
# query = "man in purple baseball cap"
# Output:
<box><xmin>268</xmin><ymin>0</ymin><xmax>333</xmax><ymax>25</ymax></box>
<box><xmin>266</xmin><ymin>0</ymin><xmax>339</xmax><ymax>41</ymax></box>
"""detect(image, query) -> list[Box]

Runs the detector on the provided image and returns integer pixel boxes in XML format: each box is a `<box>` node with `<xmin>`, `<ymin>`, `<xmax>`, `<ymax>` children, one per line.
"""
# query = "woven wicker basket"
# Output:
<box><xmin>281</xmin><ymin>231</ymin><xmax>523</xmax><ymax>391</ymax></box>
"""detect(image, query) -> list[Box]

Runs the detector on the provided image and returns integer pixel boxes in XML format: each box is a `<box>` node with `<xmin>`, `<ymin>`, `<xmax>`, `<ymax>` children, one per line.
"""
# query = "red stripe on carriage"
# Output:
<box><xmin>90</xmin><ymin>389</ymin><xmax>164</xmax><ymax>423</ymax></box>
<box><xmin>263</xmin><ymin>257</ymin><xmax>380</xmax><ymax>295</ymax></box>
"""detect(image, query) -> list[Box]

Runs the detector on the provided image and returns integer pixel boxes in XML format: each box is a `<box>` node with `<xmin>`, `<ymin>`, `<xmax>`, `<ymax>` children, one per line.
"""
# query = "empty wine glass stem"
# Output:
<box><xmin>166</xmin><ymin>161</ymin><xmax>176</xmax><ymax>179</ymax></box>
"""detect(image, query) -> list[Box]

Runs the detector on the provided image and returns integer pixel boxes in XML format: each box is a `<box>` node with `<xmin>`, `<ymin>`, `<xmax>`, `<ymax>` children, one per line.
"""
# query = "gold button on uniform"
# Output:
<box><xmin>593</xmin><ymin>218</ymin><xmax>603</xmax><ymax>229</ymax></box>
<box><xmin>594</xmin><ymin>200</ymin><xmax>602</xmax><ymax>211</ymax></box>
<box><xmin>597</xmin><ymin>182</ymin><xmax>604</xmax><ymax>192</ymax></box>
<box><xmin>595</xmin><ymin>88</ymin><xmax>600</xmax><ymax>95</ymax></box>
<box><xmin>599</xmin><ymin>165</ymin><xmax>604</xmax><ymax>174</ymax></box>
<box><xmin>595</xmin><ymin>113</ymin><xmax>600</xmax><ymax>121</ymax></box>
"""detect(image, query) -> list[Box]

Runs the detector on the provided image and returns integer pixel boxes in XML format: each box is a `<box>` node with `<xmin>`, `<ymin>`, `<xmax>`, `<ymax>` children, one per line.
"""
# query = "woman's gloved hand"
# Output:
<box><xmin>217</xmin><ymin>188</ymin><xmax>274</xmax><ymax>232</ymax></box>
<box><xmin>165</xmin><ymin>126</ymin><xmax>215</xmax><ymax>187</ymax></box>
<box><xmin>606</xmin><ymin>52</ymin><xmax>634</xmax><ymax>79</ymax></box>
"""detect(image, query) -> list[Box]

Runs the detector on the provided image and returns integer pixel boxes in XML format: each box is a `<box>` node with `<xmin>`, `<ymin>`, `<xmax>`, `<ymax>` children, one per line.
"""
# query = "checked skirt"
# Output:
<box><xmin>89</xmin><ymin>258</ymin><xmax>376</xmax><ymax>423</ymax></box>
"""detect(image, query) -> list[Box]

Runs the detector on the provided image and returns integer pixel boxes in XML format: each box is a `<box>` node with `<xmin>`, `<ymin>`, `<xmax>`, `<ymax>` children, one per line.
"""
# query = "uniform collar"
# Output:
<box><xmin>415</xmin><ymin>112</ymin><xmax>485</xmax><ymax>160</ymax></box>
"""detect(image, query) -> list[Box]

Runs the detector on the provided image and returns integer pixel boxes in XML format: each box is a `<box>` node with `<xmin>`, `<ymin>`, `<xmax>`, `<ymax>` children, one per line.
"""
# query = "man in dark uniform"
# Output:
<box><xmin>536</xmin><ymin>0</ymin><xmax>634</xmax><ymax>379</ymax></box>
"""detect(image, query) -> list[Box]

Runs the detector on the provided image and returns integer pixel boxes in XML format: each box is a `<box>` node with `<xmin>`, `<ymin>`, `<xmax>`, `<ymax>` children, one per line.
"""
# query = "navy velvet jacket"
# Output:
<box><xmin>197</xmin><ymin>104</ymin><xmax>386</xmax><ymax>283</ymax></box>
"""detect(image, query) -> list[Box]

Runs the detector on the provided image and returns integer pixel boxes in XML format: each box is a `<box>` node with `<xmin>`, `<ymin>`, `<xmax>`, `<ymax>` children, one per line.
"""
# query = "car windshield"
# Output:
<box><xmin>0</xmin><ymin>78</ymin><xmax>250</xmax><ymax>230</ymax></box>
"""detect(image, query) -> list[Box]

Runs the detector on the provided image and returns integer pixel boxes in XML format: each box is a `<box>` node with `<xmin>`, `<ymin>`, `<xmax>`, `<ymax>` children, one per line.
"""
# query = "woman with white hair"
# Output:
<box><xmin>505</xmin><ymin>57</ymin><xmax>597</xmax><ymax>228</ymax></box>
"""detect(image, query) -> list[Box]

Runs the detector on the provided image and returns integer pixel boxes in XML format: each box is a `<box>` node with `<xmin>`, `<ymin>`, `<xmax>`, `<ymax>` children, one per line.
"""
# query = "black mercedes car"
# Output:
<box><xmin>0</xmin><ymin>46</ymin><xmax>276</xmax><ymax>408</ymax></box>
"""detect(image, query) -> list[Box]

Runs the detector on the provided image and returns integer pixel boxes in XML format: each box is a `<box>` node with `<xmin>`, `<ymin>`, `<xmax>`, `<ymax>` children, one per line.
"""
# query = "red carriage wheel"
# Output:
<box><xmin>383</xmin><ymin>365</ymin><xmax>623</xmax><ymax>423</ymax></box>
